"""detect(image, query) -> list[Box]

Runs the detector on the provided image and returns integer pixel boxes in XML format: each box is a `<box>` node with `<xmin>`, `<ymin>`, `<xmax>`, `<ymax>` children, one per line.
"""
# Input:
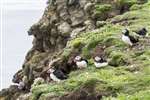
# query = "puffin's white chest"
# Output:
<box><xmin>18</xmin><ymin>81</ymin><xmax>25</xmax><ymax>90</ymax></box>
<box><xmin>122</xmin><ymin>35</ymin><xmax>132</xmax><ymax>46</ymax></box>
<box><xmin>76</xmin><ymin>61</ymin><xmax>87</xmax><ymax>68</ymax></box>
<box><xmin>94</xmin><ymin>62</ymin><xmax>108</xmax><ymax>68</ymax></box>
<box><xmin>50</xmin><ymin>73</ymin><xmax>61</xmax><ymax>82</ymax></box>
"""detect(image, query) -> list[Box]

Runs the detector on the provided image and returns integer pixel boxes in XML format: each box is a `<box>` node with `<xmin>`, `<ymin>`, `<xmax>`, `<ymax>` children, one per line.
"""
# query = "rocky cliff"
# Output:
<box><xmin>0</xmin><ymin>0</ymin><xmax>150</xmax><ymax>100</ymax></box>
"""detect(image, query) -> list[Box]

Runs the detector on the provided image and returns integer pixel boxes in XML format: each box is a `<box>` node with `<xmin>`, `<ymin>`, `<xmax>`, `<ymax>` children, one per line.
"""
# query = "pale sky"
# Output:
<box><xmin>2</xmin><ymin>0</ymin><xmax>47</xmax><ymax>10</ymax></box>
<box><xmin>3</xmin><ymin>0</ymin><xmax>46</xmax><ymax>3</ymax></box>
<box><xmin>0</xmin><ymin>0</ymin><xmax>47</xmax><ymax>89</ymax></box>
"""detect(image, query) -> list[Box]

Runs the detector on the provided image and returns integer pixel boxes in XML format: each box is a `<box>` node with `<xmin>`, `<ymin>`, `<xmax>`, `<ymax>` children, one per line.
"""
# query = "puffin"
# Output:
<box><xmin>134</xmin><ymin>27</ymin><xmax>148</xmax><ymax>37</ymax></box>
<box><xmin>121</xmin><ymin>29</ymin><xmax>138</xmax><ymax>46</ymax></box>
<box><xmin>74</xmin><ymin>56</ymin><xmax>88</xmax><ymax>69</ymax></box>
<box><xmin>94</xmin><ymin>56</ymin><xmax>108</xmax><ymax>68</ymax></box>
<box><xmin>18</xmin><ymin>81</ymin><xmax>25</xmax><ymax>90</ymax></box>
<box><xmin>17</xmin><ymin>76</ymin><xmax>27</xmax><ymax>90</ymax></box>
<box><xmin>47</xmin><ymin>68</ymin><xmax>68</xmax><ymax>82</ymax></box>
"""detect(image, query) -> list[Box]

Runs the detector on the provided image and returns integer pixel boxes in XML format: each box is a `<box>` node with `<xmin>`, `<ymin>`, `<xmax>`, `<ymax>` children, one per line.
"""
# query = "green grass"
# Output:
<box><xmin>31</xmin><ymin>65</ymin><xmax>150</xmax><ymax>100</ymax></box>
<box><xmin>95</xmin><ymin>4</ymin><xmax>112</xmax><ymax>15</ymax></box>
<box><xmin>103</xmin><ymin>90</ymin><xmax>150</xmax><ymax>100</ymax></box>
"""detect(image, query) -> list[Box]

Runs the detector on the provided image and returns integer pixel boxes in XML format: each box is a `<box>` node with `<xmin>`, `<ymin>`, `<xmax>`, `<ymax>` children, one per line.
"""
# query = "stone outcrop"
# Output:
<box><xmin>0</xmin><ymin>85</ymin><xmax>27</xmax><ymax>100</ymax></box>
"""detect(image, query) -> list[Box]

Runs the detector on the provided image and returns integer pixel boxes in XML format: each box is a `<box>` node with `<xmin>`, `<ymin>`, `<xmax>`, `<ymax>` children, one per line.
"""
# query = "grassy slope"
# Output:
<box><xmin>31</xmin><ymin>1</ymin><xmax>150</xmax><ymax>100</ymax></box>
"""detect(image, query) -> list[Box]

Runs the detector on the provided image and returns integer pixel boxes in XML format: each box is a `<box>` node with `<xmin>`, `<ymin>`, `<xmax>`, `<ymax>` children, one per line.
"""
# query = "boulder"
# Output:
<box><xmin>17</xmin><ymin>93</ymin><xmax>31</xmax><ymax>100</ymax></box>
<box><xmin>84</xmin><ymin>3</ymin><xmax>94</xmax><ymax>14</ymax></box>
<box><xmin>67</xmin><ymin>0</ymin><xmax>79</xmax><ymax>6</ymax></box>
<box><xmin>79</xmin><ymin>0</ymin><xmax>89</xmax><ymax>8</ymax></box>
<box><xmin>0</xmin><ymin>85</ymin><xmax>23</xmax><ymax>100</ymax></box>
<box><xmin>84</xmin><ymin>20</ymin><xmax>96</xmax><ymax>31</ymax></box>
<box><xmin>50</xmin><ymin>14</ymin><xmax>58</xmax><ymax>24</ymax></box>
<box><xmin>58</xmin><ymin>22</ymin><xmax>72</xmax><ymax>36</ymax></box>
<box><xmin>70</xmin><ymin>27</ymin><xmax>86</xmax><ymax>39</ymax></box>
<box><xmin>96</xmin><ymin>21</ymin><xmax>106</xmax><ymax>27</ymax></box>
<box><xmin>70</xmin><ymin>10</ymin><xmax>85</xmax><ymax>26</ymax></box>
<box><xmin>59</xmin><ymin>8</ymin><xmax>70</xmax><ymax>21</ymax></box>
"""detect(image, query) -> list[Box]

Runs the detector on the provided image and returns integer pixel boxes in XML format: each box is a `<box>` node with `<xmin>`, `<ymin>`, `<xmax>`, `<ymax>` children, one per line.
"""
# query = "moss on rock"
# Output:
<box><xmin>109</xmin><ymin>51</ymin><xmax>129</xmax><ymax>67</ymax></box>
<box><xmin>95</xmin><ymin>4</ymin><xmax>112</xmax><ymax>15</ymax></box>
<box><xmin>28</xmin><ymin>52</ymin><xmax>48</xmax><ymax>65</ymax></box>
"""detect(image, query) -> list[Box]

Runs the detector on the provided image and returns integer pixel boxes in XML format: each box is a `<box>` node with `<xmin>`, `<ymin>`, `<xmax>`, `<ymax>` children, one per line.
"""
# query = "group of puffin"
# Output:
<box><xmin>47</xmin><ymin>55</ymin><xmax>108</xmax><ymax>82</ymax></box>
<box><xmin>48</xmin><ymin>27</ymin><xmax>148</xmax><ymax>82</ymax></box>
<box><xmin>74</xmin><ymin>55</ymin><xmax>108</xmax><ymax>69</ymax></box>
<box><xmin>17</xmin><ymin>27</ymin><xmax>148</xmax><ymax>89</ymax></box>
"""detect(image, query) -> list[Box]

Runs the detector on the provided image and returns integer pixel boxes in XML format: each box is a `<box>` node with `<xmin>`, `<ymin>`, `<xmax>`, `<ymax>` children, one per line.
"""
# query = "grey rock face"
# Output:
<box><xmin>84</xmin><ymin>3</ymin><xmax>94</xmax><ymax>14</ymax></box>
<box><xmin>79</xmin><ymin>0</ymin><xmax>90</xmax><ymax>8</ymax></box>
<box><xmin>58</xmin><ymin>22</ymin><xmax>72</xmax><ymax>36</ymax></box>
<box><xmin>0</xmin><ymin>85</ymin><xmax>23</xmax><ymax>100</ymax></box>
<box><xmin>67</xmin><ymin>0</ymin><xmax>79</xmax><ymax>6</ymax></box>
<box><xmin>50</xmin><ymin>14</ymin><xmax>58</xmax><ymax>24</ymax></box>
<box><xmin>28</xmin><ymin>0</ymin><xmax>119</xmax><ymax>53</ymax></box>
<box><xmin>70</xmin><ymin>10</ymin><xmax>85</xmax><ymax>26</ymax></box>
<box><xmin>17</xmin><ymin>93</ymin><xmax>31</xmax><ymax>100</ymax></box>
<box><xmin>84</xmin><ymin>20</ymin><xmax>96</xmax><ymax>31</ymax></box>
<box><xmin>59</xmin><ymin>8</ymin><xmax>70</xmax><ymax>21</ymax></box>
<box><xmin>70</xmin><ymin>27</ymin><xmax>86</xmax><ymax>39</ymax></box>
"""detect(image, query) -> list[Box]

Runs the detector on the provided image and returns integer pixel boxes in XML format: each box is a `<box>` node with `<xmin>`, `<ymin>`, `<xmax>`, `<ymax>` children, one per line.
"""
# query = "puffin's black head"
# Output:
<box><xmin>47</xmin><ymin>68</ymin><xmax>55</xmax><ymax>74</ymax></box>
<box><xmin>142</xmin><ymin>28</ymin><xmax>147</xmax><ymax>32</ymax></box>
<box><xmin>74</xmin><ymin>56</ymin><xmax>82</xmax><ymax>62</ymax></box>
<box><xmin>122</xmin><ymin>29</ymin><xmax>129</xmax><ymax>36</ymax></box>
<box><xmin>94</xmin><ymin>56</ymin><xmax>101</xmax><ymax>62</ymax></box>
<box><xmin>54</xmin><ymin>69</ymin><xmax>68</xmax><ymax>80</ymax></box>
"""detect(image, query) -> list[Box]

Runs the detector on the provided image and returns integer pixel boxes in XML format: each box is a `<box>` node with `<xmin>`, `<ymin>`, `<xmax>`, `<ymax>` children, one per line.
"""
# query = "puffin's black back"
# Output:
<box><xmin>95</xmin><ymin>58</ymin><xmax>107</xmax><ymax>63</ymax></box>
<box><xmin>53</xmin><ymin>70</ymin><xmax>68</xmax><ymax>80</ymax></box>
<box><xmin>135</xmin><ymin>28</ymin><xmax>147</xmax><ymax>36</ymax></box>
<box><xmin>129</xmin><ymin>35</ymin><xmax>139</xmax><ymax>43</ymax></box>
<box><xmin>81</xmin><ymin>58</ymin><xmax>88</xmax><ymax>63</ymax></box>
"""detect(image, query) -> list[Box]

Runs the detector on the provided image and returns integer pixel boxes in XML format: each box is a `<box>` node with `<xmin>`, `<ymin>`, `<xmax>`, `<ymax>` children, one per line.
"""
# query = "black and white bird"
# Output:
<box><xmin>121</xmin><ymin>29</ymin><xmax>138</xmax><ymax>46</ymax></box>
<box><xmin>18</xmin><ymin>81</ymin><xmax>25</xmax><ymax>90</ymax></box>
<box><xmin>134</xmin><ymin>27</ymin><xmax>148</xmax><ymax>37</ymax></box>
<box><xmin>94</xmin><ymin>56</ymin><xmax>108</xmax><ymax>68</ymax></box>
<box><xmin>74</xmin><ymin>56</ymin><xmax>88</xmax><ymax>69</ymax></box>
<box><xmin>47</xmin><ymin>68</ymin><xmax>68</xmax><ymax>82</ymax></box>
<box><xmin>17</xmin><ymin>76</ymin><xmax>27</xmax><ymax>90</ymax></box>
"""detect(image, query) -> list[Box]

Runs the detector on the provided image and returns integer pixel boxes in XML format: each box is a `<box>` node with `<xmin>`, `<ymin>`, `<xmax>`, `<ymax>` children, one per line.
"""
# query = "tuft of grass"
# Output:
<box><xmin>95</xmin><ymin>4</ymin><xmax>112</xmax><ymax>14</ymax></box>
<box><xmin>31</xmin><ymin>66</ymin><xmax>150</xmax><ymax>99</ymax></box>
<box><xmin>116</xmin><ymin>0</ymin><xmax>138</xmax><ymax>6</ymax></box>
<box><xmin>28</xmin><ymin>52</ymin><xmax>48</xmax><ymax>64</ymax></box>
<box><xmin>130</xmin><ymin>4</ymin><xmax>143</xmax><ymax>10</ymax></box>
